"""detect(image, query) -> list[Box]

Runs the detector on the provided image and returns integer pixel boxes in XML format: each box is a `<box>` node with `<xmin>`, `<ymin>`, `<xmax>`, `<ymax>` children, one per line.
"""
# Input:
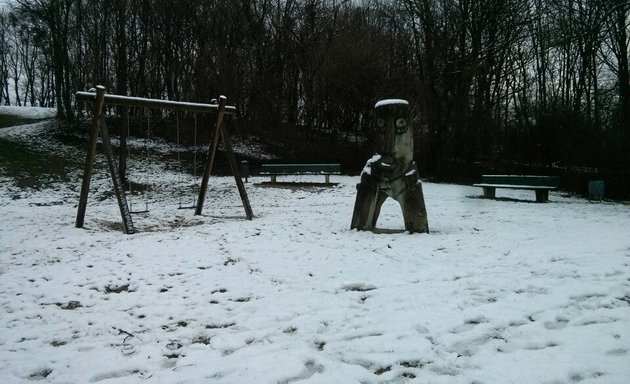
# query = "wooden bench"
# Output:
<box><xmin>260</xmin><ymin>163</ymin><xmax>341</xmax><ymax>184</ymax></box>
<box><xmin>474</xmin><ymin>175</ymin><xmax>560</xmax><ymax>203</ymax></box>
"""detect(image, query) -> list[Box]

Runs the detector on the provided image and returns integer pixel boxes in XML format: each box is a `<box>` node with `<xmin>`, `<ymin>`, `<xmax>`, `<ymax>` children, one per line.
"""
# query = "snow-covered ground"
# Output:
<box><xmin>1</xmin><ymin>117</ymin><xmax>629</xmax><ymax>383</ymax></box>
<box><xmin>0</xmin><ymin>106</ymin><xmax>56</xmax><ymax>119</ymax></box>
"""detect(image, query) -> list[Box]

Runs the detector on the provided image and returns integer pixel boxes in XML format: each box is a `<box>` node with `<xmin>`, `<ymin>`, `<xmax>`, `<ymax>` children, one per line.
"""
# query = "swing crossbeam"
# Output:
<box><xmin>75</xmin><ymin>91</ymin><xmax>237</xmax><ymax>115</ymax></box>
<box><xmin>75</xmin><ymin>86</ymin><xmax>253</xmax><ymax>234</ymax></box>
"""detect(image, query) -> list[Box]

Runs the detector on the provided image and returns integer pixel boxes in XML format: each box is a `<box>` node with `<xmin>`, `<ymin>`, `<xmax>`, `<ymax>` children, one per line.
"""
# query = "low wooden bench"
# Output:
<box><xmin>260</xmin><ymin>163</ymin><xmax>341</xmax><ymax>184</ymax></box>
<box><xmin>474</xmin><ymin>175</ymin><xmax>560</xmax><ymax>203</ymax></box>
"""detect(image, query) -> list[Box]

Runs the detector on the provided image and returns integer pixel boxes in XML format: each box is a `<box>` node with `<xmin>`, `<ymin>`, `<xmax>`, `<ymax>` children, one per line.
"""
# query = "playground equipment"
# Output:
<box><xmin>351</xmin><ymin>99</ymin><xmax>429</xmax><ymax>233</ymax></box>
<box><xmin>75</xmin><ymin>86</ymin><xmax>253</xmax><ymax>234</ymax></box>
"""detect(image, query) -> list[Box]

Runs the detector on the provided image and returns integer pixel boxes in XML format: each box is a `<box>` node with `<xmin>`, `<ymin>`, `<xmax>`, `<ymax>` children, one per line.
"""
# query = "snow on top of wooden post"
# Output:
<box><xmin>374</xmin><ymin>99</ymin><xmax>409</xmax><ymax>108</ymax></box>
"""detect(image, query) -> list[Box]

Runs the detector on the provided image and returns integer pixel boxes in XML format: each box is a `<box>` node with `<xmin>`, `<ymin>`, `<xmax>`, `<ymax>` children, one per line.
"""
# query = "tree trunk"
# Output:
<box><xmin>614</xmin><ymin>2</ymin><xmax>630</xmax><ymax>137</ymax></box>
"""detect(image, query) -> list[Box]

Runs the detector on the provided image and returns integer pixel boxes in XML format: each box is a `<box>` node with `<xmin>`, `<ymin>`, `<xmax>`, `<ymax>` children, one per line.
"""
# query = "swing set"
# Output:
<box><xmin>75</xmin><ymin>85</ymin><xmax>253</xmax><ymax>234</ymax></box>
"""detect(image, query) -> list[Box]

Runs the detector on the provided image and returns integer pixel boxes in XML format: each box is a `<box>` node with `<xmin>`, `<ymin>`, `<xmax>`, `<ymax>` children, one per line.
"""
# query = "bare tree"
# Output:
<box><xmin>0</xmin><ymin>11</ymin><xmax>11</xmax><ymax>105</ymax></box>
<box><xmin>16</xmin><ymin>0</ymin><xmax>75</xmax><ymax>118</ymax></box>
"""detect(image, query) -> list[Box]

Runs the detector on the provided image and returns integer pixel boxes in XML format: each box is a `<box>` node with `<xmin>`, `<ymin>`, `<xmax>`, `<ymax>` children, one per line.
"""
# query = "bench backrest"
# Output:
<box><xmin>481</xmin><ymin>175</ymin><xmax>560</xmax><ymax>187</ymax></box>
<box><xmin>260</xmin><ymin>163</ymin><xmax>341</xmax><ymax>175</ymax></box>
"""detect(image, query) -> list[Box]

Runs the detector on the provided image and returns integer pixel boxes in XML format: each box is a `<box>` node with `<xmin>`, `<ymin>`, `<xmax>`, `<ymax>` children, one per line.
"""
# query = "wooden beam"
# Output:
<box><xmin>76</xmin><ymin>91</ymin><xmax>237</xmax><ymax>115</ymax></box>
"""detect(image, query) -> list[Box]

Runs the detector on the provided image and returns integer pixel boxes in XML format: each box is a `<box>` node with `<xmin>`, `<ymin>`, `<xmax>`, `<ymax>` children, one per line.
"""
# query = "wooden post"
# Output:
<box><xmin>535</xmin><ymin>189</ymin><xmax>549</xmax><ymax>203</ymax></box>
<box><xmin>75</xmin><ymin>86</ymin><xmax>106</xmax><ymax>229</ymax></box>
<box><xmin>98</xmin><ymin>115</ymin><xmax>135</xmax><ymax>234</ymax></box>
<box><xmin>220</xmin><ymin>121</ymin><xmax>254</xmax><ymax>220</ymax></box>
<box><xmin>195</xmin><ymin>96</ymin><xmax>227</xmax><ymax>215</ymax></box>
<box><xmin>483</xmin><ymin>187</ymin><xmax>496</xmax><ymax>199</ymax></box>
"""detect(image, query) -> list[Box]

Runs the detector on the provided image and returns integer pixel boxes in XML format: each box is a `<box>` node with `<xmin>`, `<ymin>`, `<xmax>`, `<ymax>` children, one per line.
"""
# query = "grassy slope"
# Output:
<box><xmin>0</xmin><ymin>112</ymin><xmax>49</xmax><ymax>129</ymax></box>
<box><xmin>0</xmin><ymin>111</ymin><xmax>84</xmax><ymax>189</ymax></box>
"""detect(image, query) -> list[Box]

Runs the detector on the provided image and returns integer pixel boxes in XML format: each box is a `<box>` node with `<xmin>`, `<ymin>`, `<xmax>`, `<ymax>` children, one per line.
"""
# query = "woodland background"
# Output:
<box><xmin>1</xmin><ymin>0</ymin><xmax>628</xmax><ymax>197</ymax></box>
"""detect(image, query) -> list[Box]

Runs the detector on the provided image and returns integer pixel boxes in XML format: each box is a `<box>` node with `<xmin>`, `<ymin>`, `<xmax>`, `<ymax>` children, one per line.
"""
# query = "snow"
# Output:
<box><xmin>375</xmin><ymin>99</ymin><xmax>409</xmax><ymax>108</ymax></box>
<box><xmin>1</xmin><ymin>115</ymin><xmax>630</xmax><ymax>383</ymax></box>
<box><xmin>0</xmin><ymin>106</ymin><xmax>56</xmax><ymax>119</ymax></box>
<box><xmin>362</xmin><ymin>154</ymin><xmax>382</xmax><ymax>175</ymax></box>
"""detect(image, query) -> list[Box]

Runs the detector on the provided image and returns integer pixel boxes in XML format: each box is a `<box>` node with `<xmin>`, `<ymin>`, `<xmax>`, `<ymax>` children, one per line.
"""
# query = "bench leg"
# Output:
<box><xmin>535</xmin><ymin>190</ymin><xmax>549</xmax><ymax>203</ymax></box>
<box><xmin>325</xmin><ymin>175</ymin><xmax>330</xmax><ymax>184</ymax></box>
<box><xmin>270</xmin><ymin>175</ymin><xmax>276</xmax><ymax>183</ymax></box>
<box><xmin>482</xmin><ymin>187</ymin><xmax>496</xmax><ymax>199</ymax></box>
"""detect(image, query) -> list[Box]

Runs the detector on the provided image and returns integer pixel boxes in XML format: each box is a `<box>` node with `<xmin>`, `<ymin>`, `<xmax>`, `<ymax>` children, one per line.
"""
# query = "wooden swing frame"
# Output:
<box><xmin>75</xmin><ymin>85</ymin><xmax>253</xmax><ymax>234</ymax></box>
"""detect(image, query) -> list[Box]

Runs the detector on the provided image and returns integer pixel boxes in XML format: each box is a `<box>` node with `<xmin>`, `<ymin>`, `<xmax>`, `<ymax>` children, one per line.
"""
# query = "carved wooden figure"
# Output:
<box><xmin>351</xmin><ymin>99</ymin><xmax>429</xmax><ymax>233</ymax></box>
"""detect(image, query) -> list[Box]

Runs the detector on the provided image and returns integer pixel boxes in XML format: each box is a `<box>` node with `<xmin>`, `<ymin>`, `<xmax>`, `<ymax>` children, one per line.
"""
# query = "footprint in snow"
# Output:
<box><xmin>89</xmin><ymin>369</ymin><xmax>147</xmax><ymax>383</ymax></box>
<box><xmin>449</xmin><ymin>316</ymin><xmax>489</xmax><ymax>334</ymax></box>
<box><xmin>572</xmin><ymin>315</ymin><xmax>618</xmax><ymax>327</ymax></box>
<box><xmin>524</xmin><ymin>341</ymin><xmax>559</xmax><ymax>350</ymax></box>
<box><xmin>544</xmin><ymin>316</ymin><xmax>569</xmax><ymax>330</ymax></box>
<box><xmin>605</xmin><ymin>348</ymin><xmax>627</xmax><ymax>356</ymax></box>
<box><xmin>340</xmin><ymin>282</ymin><xmax>376</xmax><ymax>292</ymax></box>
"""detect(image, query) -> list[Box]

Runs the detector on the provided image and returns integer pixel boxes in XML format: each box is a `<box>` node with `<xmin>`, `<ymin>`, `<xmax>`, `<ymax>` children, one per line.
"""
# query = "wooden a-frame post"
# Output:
<box><xmin>75</xmin><ymin>86</ymin><xmax>135</xmax><ymax>234</ymax></box>
<box><xmin>195</xmin><ymin>96</ymin><xmax>253</xmax><ymax>219</ymax></box>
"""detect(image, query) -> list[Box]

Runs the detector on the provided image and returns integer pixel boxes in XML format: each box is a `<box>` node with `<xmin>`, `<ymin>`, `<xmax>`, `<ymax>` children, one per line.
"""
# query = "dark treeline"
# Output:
<box><xmin>1</xmin><ymin>0</ymin><xmax>629</xmax><ymax>197</ymax></box>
